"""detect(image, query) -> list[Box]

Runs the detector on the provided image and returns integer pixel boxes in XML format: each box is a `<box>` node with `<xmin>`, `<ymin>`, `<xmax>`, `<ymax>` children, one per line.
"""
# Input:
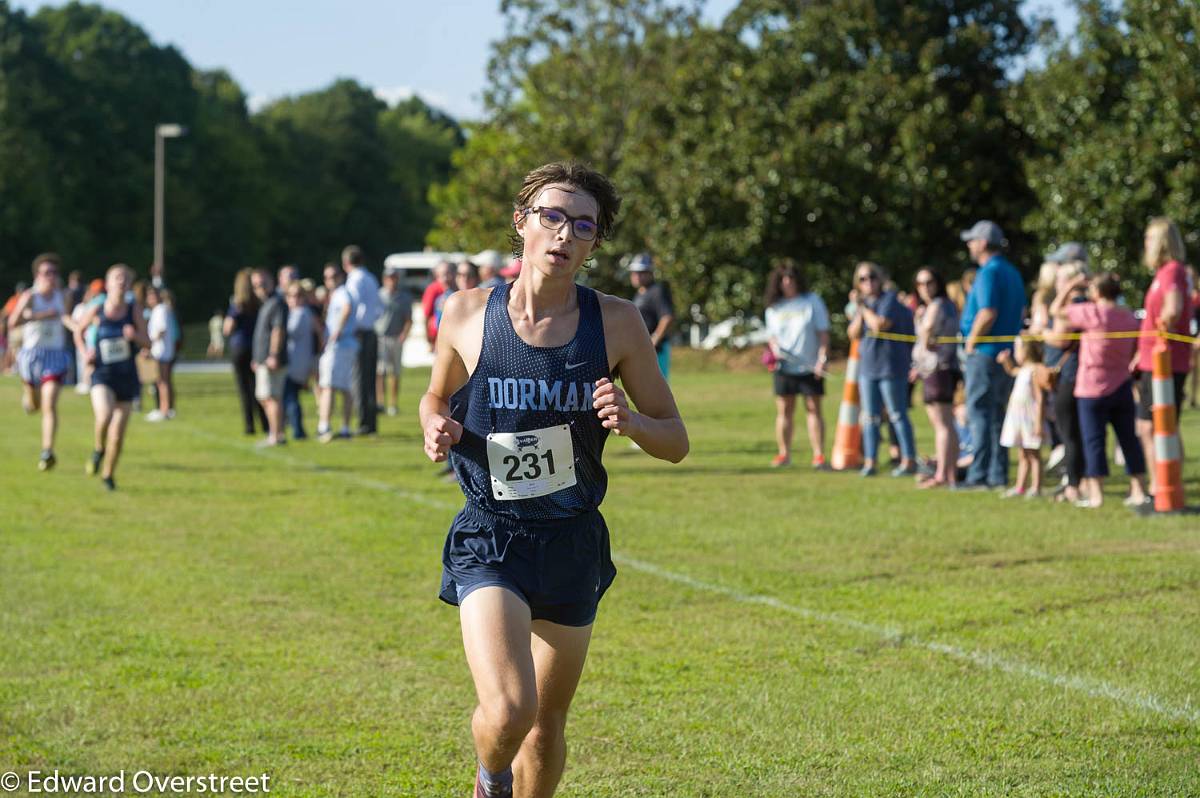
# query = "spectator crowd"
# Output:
<box><xmin>5</xmin><ymin>217</ymin><xmax>1193</xmax><ymax>508</ymax></box>
<box><xmin>764</xmin><ymin>216</ymin><xmax>1195</xmax><ymax>509</ymax></box>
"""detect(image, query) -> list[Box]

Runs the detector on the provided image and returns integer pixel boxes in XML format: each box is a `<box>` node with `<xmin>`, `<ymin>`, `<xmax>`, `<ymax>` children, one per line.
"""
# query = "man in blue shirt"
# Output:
<box><xmin>958</xmin><ymin>220</ymin><xmax>1026</xmax><ymax>489</ymax></box>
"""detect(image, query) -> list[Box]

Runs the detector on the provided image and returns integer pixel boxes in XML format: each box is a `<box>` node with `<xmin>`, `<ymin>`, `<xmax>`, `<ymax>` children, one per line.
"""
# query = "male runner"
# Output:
<box><xmin>420</xmin><ymin>162</ymin><xmax>689</xmax><ymax>798</ymax></box>
<box><xmin>8</xmin><ymin>253</ymin><xmax>72</xmax><ymax>470</ymax></box>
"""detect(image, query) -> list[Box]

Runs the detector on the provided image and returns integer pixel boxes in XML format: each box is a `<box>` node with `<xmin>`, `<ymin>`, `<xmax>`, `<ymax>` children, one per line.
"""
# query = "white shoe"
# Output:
<box><xmin>166</xmin><ymin>409</ymin><xmax>176</xmax><ymax>420</ymax></box>
<box><xmin>146</xmin><ymin>410</ymin><xmax>165</xmax><ymax>422</ymax></box>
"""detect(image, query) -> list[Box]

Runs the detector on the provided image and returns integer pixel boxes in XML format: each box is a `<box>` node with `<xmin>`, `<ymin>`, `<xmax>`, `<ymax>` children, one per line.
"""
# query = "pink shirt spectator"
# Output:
<box><xmin>1136</xmin><ymin>259</ymin><xmax>1191</xmax><ymax>374</ymax></box>
<box><xmin>1067</xmin><ymin>302</ymin><xmax>1138</xmax><ymax>399</ymax></box>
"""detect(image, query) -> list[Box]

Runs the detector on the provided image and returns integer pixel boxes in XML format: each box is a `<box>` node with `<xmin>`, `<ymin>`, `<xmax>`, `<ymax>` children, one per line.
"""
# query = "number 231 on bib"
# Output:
<box><xmin>486</xmin><ymin>425</ymin><xmax>577</xmax><ymax>500</ymax></box>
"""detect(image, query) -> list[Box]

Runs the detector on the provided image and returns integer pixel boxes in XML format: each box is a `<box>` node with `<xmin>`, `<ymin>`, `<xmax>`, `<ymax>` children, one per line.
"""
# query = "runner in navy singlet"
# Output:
<box><xmin>421</xmin><ymin>163</ymin><xmax>689</xmax><ymax>798</ymax></box>
<box><xmin>72</xmin><ymin>264</ymin><xmax>150</xmax><ymax>491</ymax></box>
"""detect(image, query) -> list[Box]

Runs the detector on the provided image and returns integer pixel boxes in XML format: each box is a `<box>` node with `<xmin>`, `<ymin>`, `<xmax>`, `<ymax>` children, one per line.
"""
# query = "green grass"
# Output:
<box><xmin>1</xmin><ymin>364</ymin><xmax>1198</xmax><ymax>796</ymax></box>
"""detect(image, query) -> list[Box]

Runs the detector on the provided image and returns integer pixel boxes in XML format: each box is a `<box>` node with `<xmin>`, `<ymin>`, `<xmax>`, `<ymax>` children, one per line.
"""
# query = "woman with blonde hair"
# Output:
<box><xmin>848</xmin><ymin>261</ymin><xmax>916</xmax><ymax>477</ymax></box>
<box><xmin>1134</xmin><ymin>218</ymin><xmax>1191</xmax><ymax>493</ymax></box>
<box><xmin>1028</xmin><ymin>262</ymin><xmax>1060</xmax><ymax>335</ymax></box>
<box><xmin>912</xmin><ymin>268</ymin><xmax>960</xmax><ymax>488</ymax></box>
<box><xmin>223</xmin><ymin>268</ymin><xmax>268</xmax><ymax>435</ymax></box>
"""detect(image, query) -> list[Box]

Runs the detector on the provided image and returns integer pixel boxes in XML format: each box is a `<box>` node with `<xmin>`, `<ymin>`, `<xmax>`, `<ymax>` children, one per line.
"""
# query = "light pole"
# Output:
<box><xmin>153</xmin><ymin>123</ymin><xmax>186</xmax><ymax>282</ymax></box>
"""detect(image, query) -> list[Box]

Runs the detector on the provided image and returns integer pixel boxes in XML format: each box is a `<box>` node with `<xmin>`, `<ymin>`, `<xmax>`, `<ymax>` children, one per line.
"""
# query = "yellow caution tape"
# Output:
<box><xmin>865</xmin><ymin>329</ymin><xmax>1198</xmax><ymax>345</ymax></box>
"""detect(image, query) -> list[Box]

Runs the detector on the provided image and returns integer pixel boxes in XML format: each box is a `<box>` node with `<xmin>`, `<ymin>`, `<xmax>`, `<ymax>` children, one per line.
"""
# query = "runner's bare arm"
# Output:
<box><xmin>419</xmin><ymin>290</ymin><xmax>484</xmax><ymax>462</ymax></box>
<box><xmin>129</xmin><ymin>304</ymin><xmax>152</xmax><ymax>349</ymax></box>
<box><xmin>598</xmin><ymin>295</ymin><xmax>688</xmax><ymax>463</ymax></box>
<box><xmin>7</xmin><ymin>291</ymin><xmax>32</xmax><ymax>328</ymax></box>
<box><xmin>73</xmin><ymin>304</ymin><xmax>100</xmax><ymax>360</ymax></box>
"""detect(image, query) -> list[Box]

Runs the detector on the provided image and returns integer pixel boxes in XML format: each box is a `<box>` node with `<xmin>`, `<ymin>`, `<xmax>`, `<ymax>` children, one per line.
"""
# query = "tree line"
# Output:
<box><xmin>0</xmin><ymin>1</ymin><xmax>462</xmax><ymax>319</ymax></box>
<box><xmin>429</xmin><ymin>0</ymin><xmax>1200</xmax><ymax>321</ymax></box>
<box><xmin>2</xmin><ymin>0</ymin><xmax>1196</xmax><ymax>327</ymax></box>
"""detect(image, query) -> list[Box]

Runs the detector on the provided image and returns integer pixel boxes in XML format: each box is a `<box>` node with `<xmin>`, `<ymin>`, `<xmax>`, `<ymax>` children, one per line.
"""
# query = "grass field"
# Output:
<box><xmin>2</xmin><ymin>363</ymin><xmax>1198</xmax><ymax>797</ymax></box>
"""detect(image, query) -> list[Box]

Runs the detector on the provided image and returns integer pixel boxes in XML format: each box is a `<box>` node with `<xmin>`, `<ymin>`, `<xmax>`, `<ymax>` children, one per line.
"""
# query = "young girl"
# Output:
<box><xmin>998</xmin><ymin>335</ymin><xmax>1047</xmax><ymax>498</ymax></box>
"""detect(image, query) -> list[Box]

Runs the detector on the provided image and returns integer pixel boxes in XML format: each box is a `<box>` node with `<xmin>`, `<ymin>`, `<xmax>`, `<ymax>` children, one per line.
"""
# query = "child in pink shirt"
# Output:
<box><xmin>1051</xmin><ymin>273</ymin><xmax>1149</xmax><ymax>508</ymax></box>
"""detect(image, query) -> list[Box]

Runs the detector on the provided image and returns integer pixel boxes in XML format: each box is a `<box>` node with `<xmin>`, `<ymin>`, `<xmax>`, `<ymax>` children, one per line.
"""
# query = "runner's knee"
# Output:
<box><xmin>524</xmin><ymin>710</ymin><xmax>568</xmax><ymax>752</ymax></box>
<box><xmin>480</xmin><ymin>696</ymin><xmax>538</xmax><ymax>742</ymax></box>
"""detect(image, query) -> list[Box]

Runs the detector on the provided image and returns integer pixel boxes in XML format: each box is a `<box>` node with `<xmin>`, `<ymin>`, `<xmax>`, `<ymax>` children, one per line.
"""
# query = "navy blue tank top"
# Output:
<box><xmin>450</xmin><ymin>283</ymin><xmax>610</xmax><ymax>522</ymax></box>
<box><xmin>93</xmin><ymin>302</ymin><xmax>139</xmax><ymax>380</ymax></box>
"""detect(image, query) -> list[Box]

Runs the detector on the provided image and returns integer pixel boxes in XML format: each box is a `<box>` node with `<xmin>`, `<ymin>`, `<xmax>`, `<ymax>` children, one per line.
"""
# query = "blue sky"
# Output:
<box><xmin>15</xmin><ymin>0</ymin><xmax>1078</xmax><ymax>120</ymax></box>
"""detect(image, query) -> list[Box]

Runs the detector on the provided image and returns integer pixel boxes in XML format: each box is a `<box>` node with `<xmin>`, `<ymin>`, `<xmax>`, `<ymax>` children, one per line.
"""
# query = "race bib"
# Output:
<box><xmin>486</xmin><ymin>424</ymin><xmax>577</xmax><ymax>501</ymax></box>
<box><xmin>99</xmin><ymin>337</ymin><xmax>131</xmax><ymax>365</ymax></box>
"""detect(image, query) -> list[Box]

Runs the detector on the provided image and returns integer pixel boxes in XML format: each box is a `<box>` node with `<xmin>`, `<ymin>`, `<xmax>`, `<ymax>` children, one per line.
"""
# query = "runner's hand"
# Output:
<box><xmin>594</xmin><ymin>377</ymin><xmax>636</xmax><ymax>436</ymax></box>
<box><xmin>423</xmin><ymin>414</ymin><xmax>463</xmax><ymax>462</ymax></box>
<box><xmin>86</xmin><ymin>348</ymin><xmax>97</xmax><ymax>366</ymax></box>
<box><xmin>122</xmin><ymin>323</ymin><xmax>136</xmax><ymax>341</ymax></box>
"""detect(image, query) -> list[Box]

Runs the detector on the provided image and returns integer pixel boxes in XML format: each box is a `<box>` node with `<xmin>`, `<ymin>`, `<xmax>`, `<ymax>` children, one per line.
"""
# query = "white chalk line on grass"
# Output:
<box><xmin>175</xmin><ymin>421</ymin><xmax>1199</xmax><ymax>726</ymax></box>
<box><xmin>179</xmin><ymin>424</ymin><xmax>459</xmax><ymax>511</ymax></box>
<box><xmin>613</xmin><ymin>555</ymin><xmax>1200</xmax><ymax>726</ymax></box>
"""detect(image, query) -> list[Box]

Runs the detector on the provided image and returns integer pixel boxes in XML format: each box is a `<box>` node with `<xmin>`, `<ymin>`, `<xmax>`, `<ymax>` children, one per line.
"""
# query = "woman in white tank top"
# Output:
<box><xmin>7</xmin><ymin>253</ymin><xmax>73</xmax><ymax>470</ymax></box>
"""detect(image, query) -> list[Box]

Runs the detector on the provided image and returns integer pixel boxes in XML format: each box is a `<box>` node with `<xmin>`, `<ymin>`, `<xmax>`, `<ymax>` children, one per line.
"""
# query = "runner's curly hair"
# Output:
<box><xmin>510</xmin><ymin>162</ymin><xmax>622</xmax><ymax>257</ymax></box>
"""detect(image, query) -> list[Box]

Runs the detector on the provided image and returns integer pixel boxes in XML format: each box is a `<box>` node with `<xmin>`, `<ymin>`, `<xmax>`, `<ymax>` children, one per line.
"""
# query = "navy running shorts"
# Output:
<box><xmin>439</xmin><ymin>503</ymin><xmax>617</xmax><ymax>627</ymax></box>
<box><xmin>93</xmin><ymin>369</ymin><xmax>140</xmax><ymax>403</ymax></box>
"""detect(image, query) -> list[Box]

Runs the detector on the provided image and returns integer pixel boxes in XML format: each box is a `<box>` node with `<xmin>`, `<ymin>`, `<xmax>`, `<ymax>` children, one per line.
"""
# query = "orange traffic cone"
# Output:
<box><xmin>832</xmin><ymin>339</ymin><xmax>863</xmax><ymax>471</ymax></box>
<box><xmin>1151</xmin><ymin>335</ymin><xmax>1185</xmax><ymax>512</ymax></box>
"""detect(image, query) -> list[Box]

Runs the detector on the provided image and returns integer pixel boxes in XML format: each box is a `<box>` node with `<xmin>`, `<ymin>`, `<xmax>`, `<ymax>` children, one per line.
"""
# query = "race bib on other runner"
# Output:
<box><xmin>99</xmin><ymin>337</ymin><xmax>131</xmax><ymax>364</ymax></box>
<box><xmin>486</xmin><ymin>424</ymin><xmax>576</xmax><ymax>501</ymax></box>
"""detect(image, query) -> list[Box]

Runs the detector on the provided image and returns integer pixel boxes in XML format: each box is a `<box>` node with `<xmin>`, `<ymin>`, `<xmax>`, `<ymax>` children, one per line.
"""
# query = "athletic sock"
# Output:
<box><xmin>476</xmin><ymin>762</ymin><xmax>513</xmax><ymax>798</ymax></box>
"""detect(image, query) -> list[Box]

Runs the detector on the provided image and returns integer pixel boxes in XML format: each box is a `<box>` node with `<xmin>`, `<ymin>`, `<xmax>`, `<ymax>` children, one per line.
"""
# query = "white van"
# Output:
<box><xmin>382</xmin><ymin>250</ymin><xmax>506</xmax><ymax>368</ymax></box>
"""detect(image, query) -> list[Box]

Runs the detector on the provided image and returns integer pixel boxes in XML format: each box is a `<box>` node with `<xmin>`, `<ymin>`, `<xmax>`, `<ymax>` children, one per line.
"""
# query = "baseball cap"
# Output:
<box><xmin>628</xmin><ymin>253</ymin><xmax>654</xmax><ymax>273</ymax></box>
<box><xmin>959</xmin><ymin>220</ymin><xmax>1006</xmax><ymax>247</ymax></box>
<box><xmin>1047</xmin><ymin>241</ymin><xmax>1088</xmax><ymax>264</ymax></box>
<box><xmin>473</xmin><ymin>249</ymin><xmax>505</xmax><ymax>270</ymax></box>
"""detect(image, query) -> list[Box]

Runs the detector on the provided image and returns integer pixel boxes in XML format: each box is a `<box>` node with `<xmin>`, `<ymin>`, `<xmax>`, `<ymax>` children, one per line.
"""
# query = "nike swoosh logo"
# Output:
<box><xmin>565</xmin><ymin>361</ymin><xmax>586</xmax><ymax>370</ymax></box>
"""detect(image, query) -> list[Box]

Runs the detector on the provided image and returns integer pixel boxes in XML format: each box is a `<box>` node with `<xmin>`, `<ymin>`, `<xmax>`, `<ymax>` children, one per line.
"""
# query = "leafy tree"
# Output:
<box><xmin>428</xmin><ymin>0</ymin><xmax>1039</xmax><ymax>321</ymax></box>
<box><xmin>0</xmin><ymin>3</ymin><xmax>465</xmax><ymax>320</ymax></box>
<box><xmin>380</xmin><ymin>96</ymin><xmax>465</xmax><ymax>250</ymax></box>
<box><xmin>1013</xmin><ymin>0</ymin><xmax>1200</xmax><ymax>283</ymax></box>
<box><xmin>33</xmin><ymin>1</ymin><xmax>196</xmax><ymax>271</ymax></box>
<box><xmin>428</xmin><ymin>0</ymin><xmax>705</xmax><ymax>278</ymax></box>
<box><xmin>254</xmin><ymin>80</ymin><xmax>465</xmax><ymax>273</ymax></box>
<box><xmin>0</xmin><ymin>1</ymin><xmax>70</xmax><ymax>283</ymax></box>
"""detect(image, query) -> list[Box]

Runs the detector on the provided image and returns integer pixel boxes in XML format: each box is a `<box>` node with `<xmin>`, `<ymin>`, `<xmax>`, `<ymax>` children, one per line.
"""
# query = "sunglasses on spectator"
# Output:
<box><xmin>857</xmin><ymin>274</ymin><xmax>878</xmax><ymax>283</ymax></box>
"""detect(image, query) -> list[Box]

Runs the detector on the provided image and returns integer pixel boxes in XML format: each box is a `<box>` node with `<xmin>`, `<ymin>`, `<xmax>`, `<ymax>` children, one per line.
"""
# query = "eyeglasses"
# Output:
<box><xmin>915</xmin><ymin>279</ymin><xmax>934</xmax><ymax>286</ymax></box>
<box><xmin>524</xmin><ymin>207</ymin><xmax>599</xmax><ymax>241</ymax></box>
<box><xmin>857</xmin><ymin>274</ymin><xmax>878</xmax><ymax>283</ymax></box>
